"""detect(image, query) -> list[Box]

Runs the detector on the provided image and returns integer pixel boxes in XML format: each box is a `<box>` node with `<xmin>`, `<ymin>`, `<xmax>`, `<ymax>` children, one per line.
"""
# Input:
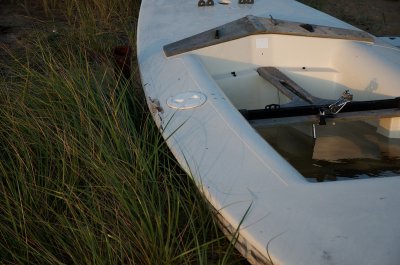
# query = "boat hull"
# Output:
<box><xmin>137</xmin><ymin>1</ymin><xmax>400</xmax><ymax>264</ymax></box>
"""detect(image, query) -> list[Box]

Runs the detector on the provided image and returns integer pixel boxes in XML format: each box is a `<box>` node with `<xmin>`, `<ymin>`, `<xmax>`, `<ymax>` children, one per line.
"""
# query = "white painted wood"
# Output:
<box><xmin>137</xmin><ymin>1</ymin><xmax>400</xmax><ymax>264</ymax></box>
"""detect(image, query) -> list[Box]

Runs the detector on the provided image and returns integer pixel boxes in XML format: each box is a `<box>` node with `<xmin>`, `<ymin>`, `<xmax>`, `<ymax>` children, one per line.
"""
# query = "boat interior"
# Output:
<box><xmin>164</xmin><ymin>16</ymin><xmax>400</xmax><ymax>181</ymax></box>
<box><xmin>192</xmin><ymin>34</ymin><xmax>399</xmax><ymax>108</ymax></box>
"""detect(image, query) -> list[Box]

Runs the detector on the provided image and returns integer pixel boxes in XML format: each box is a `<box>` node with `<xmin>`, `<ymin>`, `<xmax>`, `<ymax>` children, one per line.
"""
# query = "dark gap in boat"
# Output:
<box><xmin>231</xmin><ymin>71</ymin><xmax>236</xmax><ymax>77</ymax></box>
<box><xmin>300</xmin><ymin>23</ymin><xmax>315</xmax><ymax>32</ymax></box>
<box><xmin>215</xmin><ymin>29</ymin><xmax>220</xmax><ymax>39</ymax></box>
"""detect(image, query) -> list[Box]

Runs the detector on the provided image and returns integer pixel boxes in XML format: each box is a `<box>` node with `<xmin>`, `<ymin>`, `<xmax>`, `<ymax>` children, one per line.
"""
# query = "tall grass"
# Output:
<box><xmin>0</xmin><ymin>1</ymin><xmax>244</xmax><ymax>264</ymax></box>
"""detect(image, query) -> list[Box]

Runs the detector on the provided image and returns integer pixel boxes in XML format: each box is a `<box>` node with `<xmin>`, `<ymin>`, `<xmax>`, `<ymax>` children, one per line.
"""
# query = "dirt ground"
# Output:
<box><xmin>0</xmin><ymin>1</ymin><xmax>40</xmax><ymax>46</ymax></box>
<box><xmin>0</xmin><ymin>1</ymin><xmax>47</xmax><ymax>60</ymax></box>
<box><xmin>1</xmin><ymin>0</ymin><xmax>399</xmax><ymax>51</ymax></box>
<box><xmin>298</xmin><ymin>0</ymin><xmax>400</xmax><ymax>36</ymax></box>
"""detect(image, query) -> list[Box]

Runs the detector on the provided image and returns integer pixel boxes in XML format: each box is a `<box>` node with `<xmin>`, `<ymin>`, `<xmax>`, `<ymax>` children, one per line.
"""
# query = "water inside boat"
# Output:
<box><xmin>256</xmin><ymin>120</ymin><xmax>400</xmax><ymax>182</ymax></box>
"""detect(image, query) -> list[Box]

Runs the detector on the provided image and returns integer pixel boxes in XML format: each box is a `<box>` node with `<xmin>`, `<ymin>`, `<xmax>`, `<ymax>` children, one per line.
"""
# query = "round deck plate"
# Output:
<box><xmin>167</xmin><ymin>92</ymin><xmax>207</xmax><ymax>110</ymax></box>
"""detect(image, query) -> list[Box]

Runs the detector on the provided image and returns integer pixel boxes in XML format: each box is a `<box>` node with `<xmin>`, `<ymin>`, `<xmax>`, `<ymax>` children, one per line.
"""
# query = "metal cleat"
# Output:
<box><xmin>198</xmin><ymin>0</ymin><xmax>214</xmax><ymax>6</ymax></box>
<box><xmin>328</xmin><ymin>90</ymin><xmax>353</xmax><ymax>114</ymax></box>
<box><xmin>206</xmin><ymin>0</ymin><xmax>215</xmax><ymax>5</ymax></box>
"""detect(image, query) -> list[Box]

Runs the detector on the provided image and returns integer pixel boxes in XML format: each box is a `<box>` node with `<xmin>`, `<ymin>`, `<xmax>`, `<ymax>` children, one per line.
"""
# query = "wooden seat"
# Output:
<box><xmin>257</xmin><ymin>67</ymin><xmax>320</xmax><ymax>105</ymax></box>
<box><xmin>163</xmin><ymin>15</ymin><xmax>374</xmax><ymax>57</ymax></box>
<box><xmin>240</xmin><ymin>97</ymin><xmax>400</xmax><ymax>128</ymax></box>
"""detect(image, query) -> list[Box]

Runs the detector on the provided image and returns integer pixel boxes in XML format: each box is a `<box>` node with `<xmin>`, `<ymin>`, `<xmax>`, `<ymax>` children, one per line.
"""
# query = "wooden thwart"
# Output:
<box><xmin>257</xmin><ymin>67</ymin><xmax>318</xmax><ymax>105</ymax></box>
<box><xmin>164</xmin><ymin>15</ymin><xmax>374</xmax><ymax>57</ymax></box>
<box><xmin>241</xmin><ymin>97</ymin><xmax>400</xmax><ymax>128</ymax></box>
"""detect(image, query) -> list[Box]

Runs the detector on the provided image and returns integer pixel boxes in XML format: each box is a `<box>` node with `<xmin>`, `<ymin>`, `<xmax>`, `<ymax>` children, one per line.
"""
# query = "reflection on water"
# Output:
<box><xmin>256</xmin><ymin>120</ymin><xmax>400</xmax><ymax>182</ymax></box>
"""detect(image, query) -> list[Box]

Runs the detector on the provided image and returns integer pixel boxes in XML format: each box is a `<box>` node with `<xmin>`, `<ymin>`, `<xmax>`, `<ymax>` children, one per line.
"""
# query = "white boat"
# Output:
<box><xmin>137</xmin><ymin>1</ymin><xmax>400</xmax><ymax>264</ymax></box>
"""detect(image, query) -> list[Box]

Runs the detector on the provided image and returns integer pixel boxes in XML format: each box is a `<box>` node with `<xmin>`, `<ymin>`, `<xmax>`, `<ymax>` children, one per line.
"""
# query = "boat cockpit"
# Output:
<box><xmin>163</xmin><ymin>15</ymin><xmax>400</xmax><ymax>181</ymax></box>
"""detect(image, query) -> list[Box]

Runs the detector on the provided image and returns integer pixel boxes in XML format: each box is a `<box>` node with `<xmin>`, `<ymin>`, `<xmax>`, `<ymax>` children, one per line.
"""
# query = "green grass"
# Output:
<box><xmin>0</xmin><ymin>1</ymin><xmax>245</xmax><ymax>264</ymax></box>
